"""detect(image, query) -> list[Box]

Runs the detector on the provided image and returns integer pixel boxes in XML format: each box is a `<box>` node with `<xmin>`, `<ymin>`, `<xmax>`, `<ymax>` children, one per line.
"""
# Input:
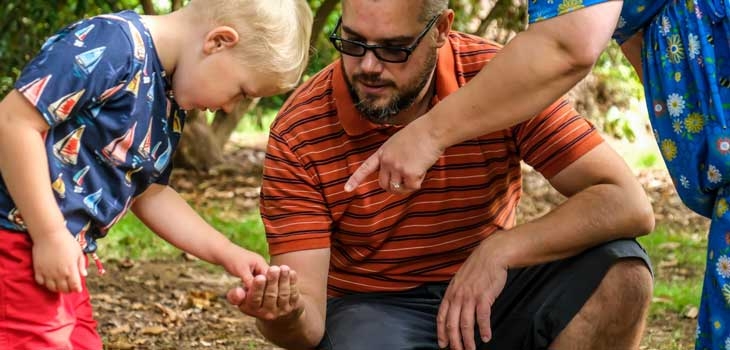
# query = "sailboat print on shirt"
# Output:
<box><xmin>154</xmin><ymin>140</ymin><xmax>171</xmax><ymax>173</ymax></box>
<box><xmin>7</xmin><ymin>208</ymin><xmax>26</xmax><ymax>230</ymax></box>
<box><xmin>53</xmin><ymin>125</ymin><xmax>86</xmax><ymax>165</ymax></box>
<box><xmin>128</xmin><ymin>21</ymin><xmax>146</xmax><ymax>61</ymax></box>
<box><xmin>101</xmin><ymin>122</ymin><xmax>137</xmax><ymax>166</ymax></box>
<box><xmin>73</xmin><ymin>165</ymin><xmax>90</xmax><ymax>193</ymax></box>
<box><xmin>83</xmin><ymin>188</ymin><xmax>103</xmax><ymax>215</ymax></box>
<box><xmin>172</xmin><ymin>110</ymin><xmax>182</xmax><ymax>134</ymax></box>
<box><xmin>18</xmin><ymin>75</ymin><xmax>52</xmax><ymax>107</ymax></box>
<box><xmin>126</xmin><ymin>70</ymin><xmax>141</xmax><ymax>97</ymax></box>
<box><xmin>124</xmin><ymin>167</ymin><xmax>143</xmax><ymax>185</ymax></box>
<box><xmin>48</xmin><ymin>89</ymin><xmax>85</xmax><ymax>123</ymax></box>
<box><xmin>75</xmin><ymin>221</ymin><xmax>91</xmax><ymax>250</ymax></box>
<box><xmin>52</xmin><ymin>173</ymin><xmax>66</xmax><ymax>199</ymax></box>
<box><xmin>138</xmin><ymin>121</ymin><xmax>153</xmax><ymax>159</ymax></box>
<box><xmin>74</xmin><ymin>46</ymin><xmax>106</xmax><ymax>75</ymax></box>
<box><xmin>100</xmin><ymin>83</ymin><xmax>124</xmax><ymax>102</ymax></box>
<box><xmin>75</xmin><ymin>24</ymin><xmax>95</xmax><ymax>41</ymax></box>
<box><xmin>102</xmin><ymin>197</ymin><xmax>131</xmax><ymax>232</ymax></box>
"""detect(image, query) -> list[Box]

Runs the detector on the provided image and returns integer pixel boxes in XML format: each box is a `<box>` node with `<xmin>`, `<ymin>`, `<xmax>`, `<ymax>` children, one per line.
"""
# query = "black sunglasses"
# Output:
<box><xmin>329</xmin><ymin>14</ymin><xmax>441</xmax><ymax>63</ymax></box>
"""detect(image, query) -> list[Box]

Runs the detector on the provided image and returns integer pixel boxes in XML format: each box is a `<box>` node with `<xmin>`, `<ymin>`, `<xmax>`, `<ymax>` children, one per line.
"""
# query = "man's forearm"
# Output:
<box><xmin>490</xmin><ymin>182</ymin><xmax>654</xmax><ymax>269</ymax></box>
<box><xmin>257</xmin><ymin>296</ymin><xmax>325</xmax><ymax>349</ymax></box>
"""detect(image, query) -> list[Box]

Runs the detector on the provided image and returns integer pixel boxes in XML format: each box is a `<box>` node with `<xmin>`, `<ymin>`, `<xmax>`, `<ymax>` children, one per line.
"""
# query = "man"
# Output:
<box><xmin>227</xmin><ymin>1</ymin><xmax>655</xmax><ymax>349</ymax></box>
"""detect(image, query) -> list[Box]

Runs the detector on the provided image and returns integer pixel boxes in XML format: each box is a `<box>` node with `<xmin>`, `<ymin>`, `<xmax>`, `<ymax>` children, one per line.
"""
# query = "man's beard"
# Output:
<box><xmin>344</xmin><ymin>51</ymin><xmax>437</xmax><ymax>125</ymax></box>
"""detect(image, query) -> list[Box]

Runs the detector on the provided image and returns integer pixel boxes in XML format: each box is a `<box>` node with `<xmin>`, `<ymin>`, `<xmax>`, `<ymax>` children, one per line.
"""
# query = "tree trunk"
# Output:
<box><xmin>210</xmin><ymin>98</ymin><xmax>260</xmax><ymax>150</ymax></box>
<box><xmin>310</xmin><ymin>0</ymin><xmax>339</xmax><ymax>47</ymax></box>
<box><xmin>174</xmin><ymin>98</ymin><xmax>260</xmax><ymax>171</ymax></box>
<box><xmin>174</xmin><ymin>110</ymin><xmax>224</xmax><ymax>171</ymax></box>
<box><xmin>140</xmin><ymin>0</ymin><xmax>157</xmax><ymax>15</ymax></box>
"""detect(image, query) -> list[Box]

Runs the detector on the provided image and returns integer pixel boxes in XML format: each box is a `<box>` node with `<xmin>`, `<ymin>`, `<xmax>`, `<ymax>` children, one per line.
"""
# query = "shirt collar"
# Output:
<box><xmin>333</xmin><ymin>37</ymin><xmax>459</xmax><ymax>136</ymax></box>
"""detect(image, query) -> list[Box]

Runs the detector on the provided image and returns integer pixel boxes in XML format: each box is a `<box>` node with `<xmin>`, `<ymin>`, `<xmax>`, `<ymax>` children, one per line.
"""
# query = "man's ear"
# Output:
<box><xmin>203</xmin><ymin>26</ymin><xmax>240</xmax><ymax>54</ymax></box>
<box><xmin>435</xmin><ymin>10</ymin><xmax>454</xmax><ymax>47</ymax></box>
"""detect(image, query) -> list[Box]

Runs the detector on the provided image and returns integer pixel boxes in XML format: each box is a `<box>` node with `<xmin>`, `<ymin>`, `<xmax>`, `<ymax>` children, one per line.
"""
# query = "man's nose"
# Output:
<box><xmin>359</xmin><ymin>49</ymin><xmax>384</xmax><ymax>74</ymax></box>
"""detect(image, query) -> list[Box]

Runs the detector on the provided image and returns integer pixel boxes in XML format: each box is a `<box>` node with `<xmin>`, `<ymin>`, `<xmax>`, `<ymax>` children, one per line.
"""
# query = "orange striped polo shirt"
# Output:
<box><xmin>261</xmin><ymin>32</ymin><xmax>603</xmax><ymax>296</ymax></box>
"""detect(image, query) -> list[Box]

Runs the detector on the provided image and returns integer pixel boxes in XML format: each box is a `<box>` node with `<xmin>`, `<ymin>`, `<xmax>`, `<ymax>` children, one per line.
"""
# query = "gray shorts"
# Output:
<box><xmin>318</xmin><ymin>239</ymin><xmax>651</xmax><ymax>350</ymax></box>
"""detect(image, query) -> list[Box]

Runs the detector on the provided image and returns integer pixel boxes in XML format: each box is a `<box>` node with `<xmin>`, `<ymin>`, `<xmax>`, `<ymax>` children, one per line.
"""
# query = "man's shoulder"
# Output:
<box><xmin>274</xmin><ymin>63</ymin><xmax>338</xmax><ymax>125</ymax></box>
<box><xmin>448</xmin><ymin>31</ymin><xmax>503</xmax><ymax>51</ymax></box>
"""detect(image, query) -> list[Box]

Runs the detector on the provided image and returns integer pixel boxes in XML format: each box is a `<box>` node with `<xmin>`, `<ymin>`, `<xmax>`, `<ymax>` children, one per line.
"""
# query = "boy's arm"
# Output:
<box><xmin>131</xmin><ymin>184</ymin><xmax>267</xmax><ymax>282</ymax></box>
<box><xmin>346</xmin><ymin>1</ymin><xmax>624</xmax><ymax>192</ymax></box>
<box><xmin>0</xmin><ymin>90</ymin><xmax>86</xmax><ymax>293</ymax></box>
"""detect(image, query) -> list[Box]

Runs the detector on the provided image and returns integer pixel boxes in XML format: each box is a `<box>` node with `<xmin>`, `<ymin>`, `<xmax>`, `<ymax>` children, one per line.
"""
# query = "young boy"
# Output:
<box><xmin>0</xmin><ymin>0</ymin><xmax>312</xmax><ymax>348</ymax></box>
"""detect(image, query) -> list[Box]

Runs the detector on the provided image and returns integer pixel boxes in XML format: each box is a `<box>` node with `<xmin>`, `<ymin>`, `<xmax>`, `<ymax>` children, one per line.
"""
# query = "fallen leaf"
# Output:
<box><xmin>141</xmin><ymin>325</ymin><xmax>167</xmax><ymax>335</ymax></box>
<box><xmin>684</xmin><ymin>307</ymin><xmax>699</xmax><ymax>319</ymax></box>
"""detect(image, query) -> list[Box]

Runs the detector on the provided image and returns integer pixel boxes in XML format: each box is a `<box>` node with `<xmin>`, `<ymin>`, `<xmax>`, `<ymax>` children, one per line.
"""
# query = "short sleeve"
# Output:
<box><xmin>528</xmin><ymin>0</ymin><xmax>614</xmax><ymax>24</ymax></box>
<box><xmin>13</xmin><ymin>17</ymin><xmax>133</xmax><ymax>127</ymax></box>
<box><xmin>513</xmin><ymin>98</ymin><xmax>604</xmax><ymax>179</ymax></box>
<box><xmin>260</xmin><ymin>131</ymin><xmax>333</xmax><ymax>256</ymax></box>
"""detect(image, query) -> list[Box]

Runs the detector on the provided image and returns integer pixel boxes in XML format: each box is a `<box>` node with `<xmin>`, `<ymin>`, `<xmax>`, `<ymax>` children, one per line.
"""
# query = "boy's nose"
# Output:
<box><xmin>222</xmin><ymin>101</ymin><xmax>236</xmax><ymax>114</ymax></box>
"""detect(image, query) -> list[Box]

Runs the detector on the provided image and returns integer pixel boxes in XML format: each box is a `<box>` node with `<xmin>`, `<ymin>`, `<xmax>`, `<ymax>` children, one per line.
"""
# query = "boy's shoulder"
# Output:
<box><xmin>48</xmin><ymin>11</ymin><xmax>142</xmax><ymax>54</ymax></box>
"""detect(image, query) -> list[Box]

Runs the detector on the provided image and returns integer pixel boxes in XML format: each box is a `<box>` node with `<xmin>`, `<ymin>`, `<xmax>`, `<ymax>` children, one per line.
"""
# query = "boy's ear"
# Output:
<box><xmin>203</xmin><ymin>26</ymin><xmax>240</xmax><ymax>54</ymax></box>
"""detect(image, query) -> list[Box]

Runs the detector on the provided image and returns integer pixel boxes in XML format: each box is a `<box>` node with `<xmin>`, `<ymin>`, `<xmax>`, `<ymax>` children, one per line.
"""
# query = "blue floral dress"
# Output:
<box><xmin>530</xmin><ymin>0</ymin><xmax>730</xmax><ymax>348</ymax></box>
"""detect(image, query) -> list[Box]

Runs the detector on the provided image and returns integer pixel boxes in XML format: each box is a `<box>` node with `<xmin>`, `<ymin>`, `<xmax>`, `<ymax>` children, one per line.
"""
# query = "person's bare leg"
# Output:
<box><xmin>550</xmin><ymin>259</ymin><xmax>652</xmax><ymax>350</ymax></box>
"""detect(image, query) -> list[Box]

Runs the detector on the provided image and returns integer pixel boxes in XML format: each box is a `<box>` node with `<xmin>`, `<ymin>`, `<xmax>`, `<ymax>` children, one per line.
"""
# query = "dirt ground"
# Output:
<box><xmin>89</xmin><ymin>144</ymin><xmax>704</xmax><ymax>350</ymax></box>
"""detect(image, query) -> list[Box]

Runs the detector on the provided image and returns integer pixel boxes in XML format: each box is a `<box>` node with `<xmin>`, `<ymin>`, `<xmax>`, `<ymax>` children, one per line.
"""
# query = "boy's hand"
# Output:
<box><xmin>218</xmin><ymin>244</ymin><xmax>268</xmax><ymax>287</ymax></box>
<box><xmin>32</xmin><ymin>230</ymin><xmax>87</xmax><ymax>293</ymax></box>
<box><xmin>226</xmin><ymin>265</ymin><xmax>304</xmax><ymax>322</ymax></box>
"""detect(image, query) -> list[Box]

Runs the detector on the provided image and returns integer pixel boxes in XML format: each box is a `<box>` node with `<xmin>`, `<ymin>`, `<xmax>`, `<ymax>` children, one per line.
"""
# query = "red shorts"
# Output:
<box><xmin>0</xmin><ymin>229</ymin><xmax>102</xmax><ymax>349</ymax></box>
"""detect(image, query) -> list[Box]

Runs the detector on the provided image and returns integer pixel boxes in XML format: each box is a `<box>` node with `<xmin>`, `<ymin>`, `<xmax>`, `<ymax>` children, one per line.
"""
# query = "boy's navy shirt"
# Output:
<box><xmin>1</xmin><ymin>10</ymin><xmax>186</xmax><ymax>252</ymax></box>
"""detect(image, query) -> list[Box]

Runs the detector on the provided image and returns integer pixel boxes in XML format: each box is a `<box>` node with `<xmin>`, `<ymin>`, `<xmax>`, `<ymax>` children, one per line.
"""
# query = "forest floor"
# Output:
<box><xmin>92</xmin><ymin>139</ymin><xmax>703</xmax><ymax>350</ymax></box>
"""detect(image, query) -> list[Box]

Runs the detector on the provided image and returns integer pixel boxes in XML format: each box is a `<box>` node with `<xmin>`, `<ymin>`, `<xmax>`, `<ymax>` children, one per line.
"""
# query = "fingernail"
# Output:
<box><xmin>482</xmin><ymin>336</ymin><xmax>490</xmax><ymax>342</ymax></box>
<box><xmin>344</xmin><ymin>183</ymin><xmax>353</xmax><ymax>192</ymax></box>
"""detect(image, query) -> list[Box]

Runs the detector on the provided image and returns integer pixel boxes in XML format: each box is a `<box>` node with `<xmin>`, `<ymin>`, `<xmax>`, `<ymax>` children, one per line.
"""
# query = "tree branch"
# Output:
<box><xmin>310</xmin><ymin>0</ymin><xmax>338</xmax><ymax>48</ymax></box>
<box><xmin>140</xmin><ymin>0</ymin><xmax>157</xmax><ymax>15</ymax></box>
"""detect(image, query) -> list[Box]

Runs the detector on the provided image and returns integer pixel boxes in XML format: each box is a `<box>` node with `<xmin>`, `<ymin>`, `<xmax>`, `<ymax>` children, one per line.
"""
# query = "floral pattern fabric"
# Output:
<box><xmin>531</xmin><ymin>0</ymin><xmax>730</xmax><ymax>348</ymax></box>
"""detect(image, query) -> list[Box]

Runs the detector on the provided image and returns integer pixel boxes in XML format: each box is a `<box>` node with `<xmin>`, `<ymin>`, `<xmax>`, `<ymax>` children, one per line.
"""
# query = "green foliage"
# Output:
<box><xmin>104</xmin><ymin>210</ymin><xmax>269</xmax><ymax>260</ymax></box>
<box><xmin>638</xmin><ymin>226</ymin><xmax>705</xmax><ymax>314</ymax></box>
<box><xmin>0</xmin><ymin>0</ymin><xmax>142</xmax><ymax>96</ymax></box>
<box><xmin>589</xmin><ymin>42</ymin><xmax>645</xmax><ymax>141</ymax></box>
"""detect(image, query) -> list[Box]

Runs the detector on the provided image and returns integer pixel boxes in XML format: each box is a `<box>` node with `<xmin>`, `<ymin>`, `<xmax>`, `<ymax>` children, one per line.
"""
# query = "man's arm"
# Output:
<box><xmin>253</xmin><ymin>248</ymin><xmax>330</xmax><ymax>349</ymax></box>
<box><xmin>437</xmin><ymin>142</ymin><xmax>654</xmax><ymax>349</ymax></box>
<box><xmin>490</xmin><ymin>142</ymin><xmax>654</xmax><ymax>267</ymax></box>
<box><xmin>346</xmin><ymin>1</ymin><xmax>625</xmax><ymax>192</ymax></box>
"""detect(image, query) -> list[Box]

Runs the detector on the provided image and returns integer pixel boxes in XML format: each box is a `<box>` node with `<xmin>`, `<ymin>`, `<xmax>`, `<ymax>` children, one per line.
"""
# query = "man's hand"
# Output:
<box><xmin>32</xmin><ymin>229</ymin><xmax>87</xmax><ymax>293</ymax></box>
<box><xmin>345</xmin><ymin>117</ymin><xmax>443</xmax><ymax>194</ymax></box>
<box><xmin>226</xmin><ymin>265</ymin><xmax>304</xmax><ymax>322</ymax></box>
<box><xmin>437</xmin><ymin>234</ymin><xmax>509</xmax><ymax>350</ymax></box>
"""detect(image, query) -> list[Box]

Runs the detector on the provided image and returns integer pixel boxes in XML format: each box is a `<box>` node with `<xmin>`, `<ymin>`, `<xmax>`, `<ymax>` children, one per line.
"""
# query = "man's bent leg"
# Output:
<box><xmin>550</xmin><ymin>259</ymin><xmax>652</xmax><ymax>350</ymax></box>
<box><xmin>480</xmin><ymin>239</ymin><xmax>652</xmax><ymax>350</ymax></box>
<box><xmin>318</xmin><ymin>285</ymin><xmax>445</xmax><ymax>350</ymax></box>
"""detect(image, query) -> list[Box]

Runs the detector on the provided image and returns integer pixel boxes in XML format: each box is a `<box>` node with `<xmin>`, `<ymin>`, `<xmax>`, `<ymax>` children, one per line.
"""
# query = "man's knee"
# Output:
<box><xmin>597</xmin><ymin>258</ymin><xmax>653</xmax><ymax>313</ymax></box>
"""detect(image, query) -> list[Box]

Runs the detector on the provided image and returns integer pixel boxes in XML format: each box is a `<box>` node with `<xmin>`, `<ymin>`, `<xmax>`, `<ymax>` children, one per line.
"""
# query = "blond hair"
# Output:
<box><xmin>187</xmin><ymin>0</ymin><xmax>313</xmax><ymax>94</ymax></box>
